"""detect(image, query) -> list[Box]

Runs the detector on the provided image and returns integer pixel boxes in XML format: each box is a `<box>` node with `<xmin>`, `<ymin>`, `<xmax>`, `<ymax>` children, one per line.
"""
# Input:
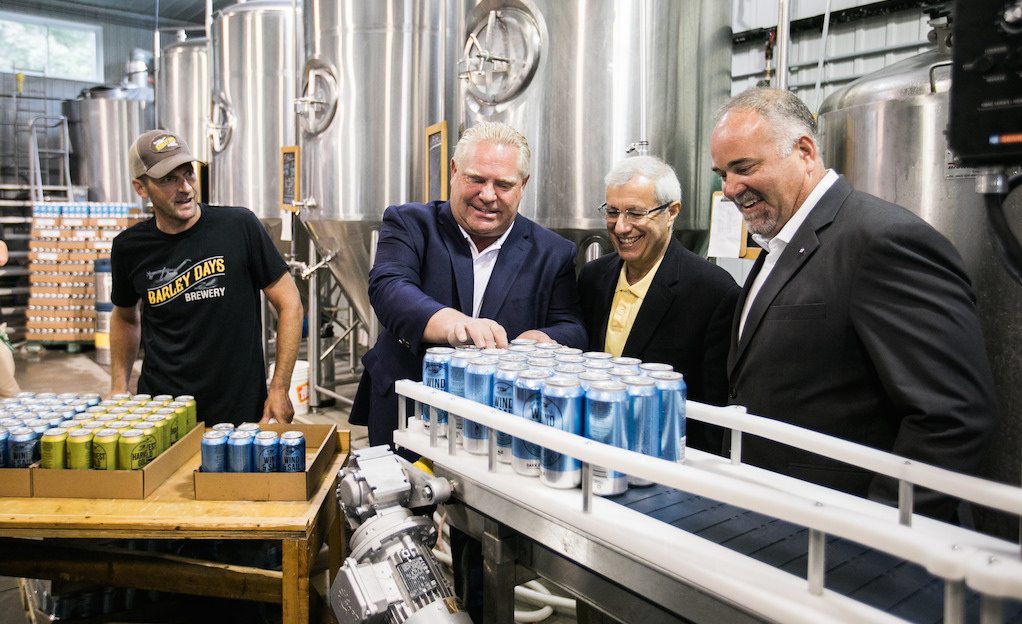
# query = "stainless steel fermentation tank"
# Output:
<box><xmin>818</xmin><ymin>24</ymin><xmax>1022</xmax><ymax>539</ymax></box>
<box><xmin>298</xmin><ymin>0</ymin><xmax>732</xmax><ymax>332</ymax></box>
<box><xmin>156</xmin><ymin>36</ymin><xmax>210</xmax><ymax>165</ymax></box>
<box><xmin>209</xmin><ymin>0</ymin><xmax>295</xmax><ymax>244</ymax></box>
<box><xmin>458</xmin><ymin>0</ymin><xmax>732</xmax><ymax>258</ymax></box>
<box><xmin>63</xmin><ymin>84</ymin><xmax>153</xmax><ymax>202</ymax></box>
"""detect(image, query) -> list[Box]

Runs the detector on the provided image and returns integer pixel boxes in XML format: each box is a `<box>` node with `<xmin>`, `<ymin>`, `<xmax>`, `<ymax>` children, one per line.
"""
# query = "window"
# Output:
<box><xmin>0</xmin><ymin>11</ymin><xmax>102</xmax><ymax>81</ymax></box>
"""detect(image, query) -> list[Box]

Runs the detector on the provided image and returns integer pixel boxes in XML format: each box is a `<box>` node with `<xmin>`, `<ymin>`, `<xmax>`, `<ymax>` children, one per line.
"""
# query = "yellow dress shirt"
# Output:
<box><xmin>604</xmin><ymin>255</ymin><xmax>665</xmax><ymax>357</ymax></box>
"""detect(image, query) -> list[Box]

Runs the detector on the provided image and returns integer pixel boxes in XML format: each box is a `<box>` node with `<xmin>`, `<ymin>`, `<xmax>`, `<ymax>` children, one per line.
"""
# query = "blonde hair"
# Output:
<box><xmin>452</xmin><ymin>122</ymin><xmax>531</xmax><ymax>178</ymax></box>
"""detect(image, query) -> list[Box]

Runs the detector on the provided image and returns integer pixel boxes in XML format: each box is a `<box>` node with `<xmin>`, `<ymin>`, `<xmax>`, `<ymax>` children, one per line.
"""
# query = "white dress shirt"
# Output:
<box><xmin>459</xmin><ymin>220</ymin><xmax>515</xmax><ymax>318</ymax></box>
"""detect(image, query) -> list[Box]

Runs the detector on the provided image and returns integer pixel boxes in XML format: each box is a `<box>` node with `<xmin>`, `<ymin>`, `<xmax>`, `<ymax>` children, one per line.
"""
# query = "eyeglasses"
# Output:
<box><xmin>598</xmin><ymin>202</ymin><xmax>671</xmax><ymax>222</ymax></box>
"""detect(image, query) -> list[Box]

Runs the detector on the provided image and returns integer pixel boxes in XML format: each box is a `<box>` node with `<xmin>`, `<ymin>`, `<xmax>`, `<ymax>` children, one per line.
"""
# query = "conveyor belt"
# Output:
<box><xmin>614</xmin><ymin>485</ymin><xmax>1022</xmax><ymax>624</ymax></box>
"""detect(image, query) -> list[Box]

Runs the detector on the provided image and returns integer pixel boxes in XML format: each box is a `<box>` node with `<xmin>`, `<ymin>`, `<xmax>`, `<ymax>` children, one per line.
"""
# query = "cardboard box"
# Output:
<box><xmin>193</xmin><ymin>424</ymin><xmax>339</xmax><ymax>501</ymax></box>
<box><xmin>32</xmin><ymin>422</ymin><xmax>204</xmax><ymax>499</ymax></box>
<box><xmin>0</xmin><ymin>467</ymin><xmax>32</xmax><ymax>497</ymax></box>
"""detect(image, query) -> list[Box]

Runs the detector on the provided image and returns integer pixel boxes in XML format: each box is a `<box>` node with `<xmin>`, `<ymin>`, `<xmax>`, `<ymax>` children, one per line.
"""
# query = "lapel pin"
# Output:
<box><xmin>799</xmin><ymin>247</ymin><xmax>805</xmax><ymax>254</ymax></box>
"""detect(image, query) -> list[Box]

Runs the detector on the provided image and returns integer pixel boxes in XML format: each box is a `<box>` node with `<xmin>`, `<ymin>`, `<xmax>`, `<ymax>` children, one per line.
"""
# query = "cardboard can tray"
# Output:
<box><xmin>31</xmin><ymin>423</ymin><xmax>205</xmax><ymax>499</ymax></box>
<box><xmin>192</xmin><ymin>423</ymin><xmax>338</xmax><ymax>501</ymax></box>
<box><xmin>0</xmin><ymin>467</ymin><xmax>33</xmax><ymax>497</ymax></box>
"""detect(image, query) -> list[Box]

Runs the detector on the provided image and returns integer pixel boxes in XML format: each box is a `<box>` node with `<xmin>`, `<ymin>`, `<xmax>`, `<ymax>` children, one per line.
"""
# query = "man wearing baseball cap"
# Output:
<box><xmin>109</xmin><ymin>129</ymin><xmax>304</xmax><ymax>426</ymax></box>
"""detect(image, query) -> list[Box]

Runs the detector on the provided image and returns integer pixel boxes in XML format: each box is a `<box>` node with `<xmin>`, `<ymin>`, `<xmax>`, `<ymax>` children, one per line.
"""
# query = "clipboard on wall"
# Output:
<box><xmin>425</xmin><ymin>121</ymin><xmax>448</xmax><ymax>202</ymax></box>
<box><xmin>280</xmin><ymin>146</ymin><xmax>300</xmax><ymax>213</ymax></box>
<box><xmin>707</xmin><ymin>191</ymin><xmax>760</xmax><ymax>260</ymax></box>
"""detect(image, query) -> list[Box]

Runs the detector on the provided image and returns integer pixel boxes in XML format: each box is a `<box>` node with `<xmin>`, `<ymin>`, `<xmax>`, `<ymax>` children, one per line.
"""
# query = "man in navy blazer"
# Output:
<box><xmin>350</xmin><ymin>122</ymin><xmax>587</xmax><ymax>449</ymax></box>
<box><xmin>578</xmin><ymin>155</ymin><xmax>739</xmax><ymax>452</ymax></box>
<box><xmin>711</xmin><ymin>88</ymin><xmax>998</xmax><ymax>521</ymax></box>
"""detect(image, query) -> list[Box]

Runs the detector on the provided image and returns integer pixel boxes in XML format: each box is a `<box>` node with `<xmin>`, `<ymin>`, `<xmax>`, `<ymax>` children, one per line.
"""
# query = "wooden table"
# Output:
<box><xmin>0</xmin><ymin>432</ymin><xmax>349</xmax><ymax>624</ymax></box>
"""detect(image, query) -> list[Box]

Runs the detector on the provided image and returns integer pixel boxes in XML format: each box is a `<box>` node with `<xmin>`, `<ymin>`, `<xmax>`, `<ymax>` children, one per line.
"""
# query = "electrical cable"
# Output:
<box><xmin>983</xmin><ymin>184</ymin><xmax>1022</xmax><ymax>285</ymax></box>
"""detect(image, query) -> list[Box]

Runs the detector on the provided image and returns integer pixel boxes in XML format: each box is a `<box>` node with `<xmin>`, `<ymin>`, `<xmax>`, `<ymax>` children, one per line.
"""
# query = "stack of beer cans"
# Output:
<box><xmin>0</xmin><ymin>391</ymin><xmax>197</xmax><ymax>470</ymax></box>
<box><xmin>199</xmin><ymin>422</ymin><xmax>306</xmax><ymax>473</ymax></box>
<box><xmin>421</xmin><ymin>340</ymin><xmax>687</xmax><ymax>496</ymax></box>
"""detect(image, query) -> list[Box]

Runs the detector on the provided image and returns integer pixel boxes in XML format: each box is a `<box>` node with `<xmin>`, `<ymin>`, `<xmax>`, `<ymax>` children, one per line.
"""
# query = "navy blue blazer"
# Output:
<box><xmin>727</xmin><ymin>176</ymin><xmax>999</xmax><ymax>520</ymax></box>
<box><xmin>351</xmin><ymin>201</ymin><xmax>587</xmax><ymax>446</ymax></box>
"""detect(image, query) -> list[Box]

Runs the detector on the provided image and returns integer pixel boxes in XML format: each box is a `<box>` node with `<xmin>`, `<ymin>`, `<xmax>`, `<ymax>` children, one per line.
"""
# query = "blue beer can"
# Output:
<box><xmin>9</xmin><ymin>426</ymin><xmax>37</xmax><ymax>467</ymax></box>
<box><xmin>624</xmin><ymin>375</ymin><xmax>661</xmax><ymax>487</ymax></box>
<box><xmin>533</xmin><ymin>342</ymin><xmax>562</xmax><ymax>353</ymax></box>
<box><xmin>200</xmin><ymin>430</ymin><xmax>228</xmax><ymax>473</ymax></box>
<box><xmin>577</xmin><ymin>371</ymin><xmax>611</xmax><ymax>393</ymax></box>
<box><xmin>227</xmin><ymin>431</ymin><xmax>254</xmax><ymax>473</ymax></box>
<box><xmin>583</xmin><ymin>351</ymin><xmax>614</xmax><ymax>363</ymax></box>
<box><xmin>507</xmin><ymin>344</ymin><xmax>536</xmax><ymax>356</ymax></box>
<box><xmin>608</xmin><ymin>366</ymin><xmax>640</xmax><ymax>382</ymax></box>
<box><xmin>280</xmin><ymin>431</ymin><xmax>306</xmax><ymax>472</ymax></box>
<box><xmin>552</xmin><ymin>364</ymin><xmax>586</xmax><ymax>379</ymax></box>
<box><xmin>584</xmin><ymin>380</ymin><xmax>629</xmax><ymax>496</ymax></box>
<box><xmin>610</xmin><ymin>356</ymin><xmax>642</xmax><ymax>372</ymax></box>
<box><xmin>498</xmin><ymin>353</ymin><xmax>529</xmax><ymax>363</ymax></box>
<box><xmin>463</xmin><ymin>357</ymin><xmax>498</xmax><ymax>455</ymax></box>
<box><xmin>650</xmin><ymin>371</ymin><xmax>687</xmax><ymax>463</ymax></box>
<box><xmin>0</xmin><ymin>426</ymin><xmax>8</xmax><ymax>467</ymax></box>
<box><xmin>525</xmin><ymin>356</ymin><xmax>556</xmax><ymax>373</ymax></box>
<box><xmin>237</xmin><ymin>422</ymin><xmax>261</xmax><ymax>436</ymax></box>
<box><xmin>422</xmin><ymin>346</ymin><xmax>454</xmax><ymax>437</ymax></box>
<box><xmin>512</xmin><ymin>369</ymin><xmax>551</xmax><ymax>477</ymax></box>
<box><xmin>254</xmin><ymin>431</ymin><xmax>280</xmax><ymax>472</ymax></box>
<box><xmin>554</xmin><ymin>354</ymin><xmax>586</xmax><ymax>365</ymax></box>
<box><xmin>448</xmin><ymin>350</ymin><xmax>481</xmax><ymax>444</ymax></box>
<box><xmin>540</xmin><ymin>377</ymin><xmax>583</xmax><ymax>489</ymax></box>
<box><xmin>555</xmin><ymin>347</ymin><xmax>584</xmax><ymax>356</ymax></box>
<box><xmin>639</xmin><ymin>362</ymin><xmax>674</xmax><ymax>375</ymax></box>
<box><xmin>493</xmin><ymin>362</ymin><xmax>527</xmax><ymax>463</ymax></box>
<box><xmin>480</xmin><ymin>347</ymin><xmax>507</xmax><ymax>357</ymax></box>
<box><xmin>509</xmin><ymin>338</ymin><xmax>537</xmax><ymax>347</ymax></box>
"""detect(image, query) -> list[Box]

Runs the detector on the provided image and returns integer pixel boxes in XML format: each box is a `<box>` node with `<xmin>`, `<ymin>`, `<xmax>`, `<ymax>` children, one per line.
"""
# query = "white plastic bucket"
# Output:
<box><xmin>269</xmin><ymin>360</ymin><xmax>309</xmax><ymax>416</ymax></box>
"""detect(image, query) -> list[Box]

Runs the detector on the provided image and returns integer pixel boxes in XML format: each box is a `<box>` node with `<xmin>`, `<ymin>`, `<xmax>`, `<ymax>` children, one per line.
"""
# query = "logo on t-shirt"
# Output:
<box><xmin>146</xmin><ymin>256</ymin><xmax>227</xmax><ymax>306</ymax></box>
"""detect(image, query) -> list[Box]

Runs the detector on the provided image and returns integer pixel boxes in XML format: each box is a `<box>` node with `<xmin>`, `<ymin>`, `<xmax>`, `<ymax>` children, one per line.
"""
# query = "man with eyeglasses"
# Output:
<box><xmin>711</xmin><ymin>87</ymin><xmax>997</xmax><ymax>521</ymax></box>
<box><xmin>578</xmin><ymin>155</ymin><xmax>739</xmax><ymax>452</ymax></box>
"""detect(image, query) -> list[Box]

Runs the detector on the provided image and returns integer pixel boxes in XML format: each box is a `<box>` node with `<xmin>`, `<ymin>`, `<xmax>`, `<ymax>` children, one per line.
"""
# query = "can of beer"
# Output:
<box><xmin>507</xmin><ymin>344</ymin><xmax>536</xmax><ymax>355</ymax></box>
<box><xmin>585</xmin><ymin>380</ymin><xmax>629</xmax><ymax>496</ymax></box>
<box><xmin>639</xmin><ymin>362</ymin><xmax>674</xmax><ymax>375</ymax></box>
<box><xmin>98</xmin><ymin>400</ymin><xmax>121</xmax><ymax>410</ymax></box>
<box><xmin>92</xmin><ymin>429</ymin><xmax>120</xmax><ymax>470</ymax></box>
<box><xmin>497</xmin><ymin>352</ymin><xmax>529</xmax><ymax>363</ymax></box>
<box><xmin>152</xmin><ymin>394</ymin><xmax>174</xmax><ymax>404</ymax></box>
<box><xmin>540</xmin><ymin>377</ymin><xmax>583</xmax><ymax>489</ymax></box>
<box><xmin>227</xmin><ymin>431</ymin><xmax>254</xmax><ymax>472</ymax></box>
<box><xmin>552</xmin><ymin>364</ymin><xmax>586</xmax><ymax>378</ymax></box>
<box><xmin>80</xmin><ymin>393</ymin><xmax>102</xmax><ymax>406</ymax></box>
<box><xmin>0</xmin><ymin>426</ymin><xmax>8</xmax><ymax>467</ymax></box>
<box><xmin>166</xmin><ymin>403</ymin><xmax>190</xmax><ymax>436</ymax></box>
<box><xmin>200</xmin><ymin>430</ymin><xmax>228</xmax><ymax>473</ymax></box>
<box><xmin>610</xmin><ymin>356</ymin><xmax>642</xmax><ymax>373</ymax></box>
<box><xmin>40</xmin><ymin>427</ymin><xmax>69</xmax><ymax>469</ymax></box>
<box><xmin>624</xmin><ymin>376</ymin><xmax>660</xmax><ymax>487</ymax></box>
<box><xmin>237</xmin><ymin>423</ymin><xmax>261</xmax><ymax>436</ymax></box>
<box><xmin>525</xmin><ymin>356</ymin><xmax>557</xmax><ymax>373</ymax></box>
<box><xmin>280</xmin><ymin>431</ymin><xmax>306</xmax><ymax>472</ymax></box>
<box><xmin>448</xmin><ymin>350</ymin><xmax>481</xmax><ymax>444</ymax></box>
<box><xmin>155</xmin><ymin>408</ymin><xmax>180</xmax><ymax>444</ymax></box>
<box><xmin>143</xmin><ymin>401</ymin><xmax>167</xmax><ymax>411</ymax></box>
<box><xmin>66</xmin><ymin>428</ymin><xmax>94</xmax><ymax>470</ymax></box>
<box><xmin>144</xmin><ymin>415</ymin><xmax>170</xmax><ymax>455</ymax></box>
<box><xmin>556</xmin><ymin>347</ymin><xmax>584</xmax><ymax>356</ymax></box>
<box><xmin>254</xmin><ymin>431</ymin><xmax>280</xmax><ymax>473</ymax></box>
<box><xmin>117</xmin><ymin>429</ymin><xmax>148</xmax><ymax>470</ymax></box>
<box><xmin>212</xmin><ymin>422</ymin><xmax>235</xmax><ymax>435</ymax></box>
<box><xmin>480</xmin><ymin>347</ymin><xmax>507</xmax><ymax>357</ymax></box>
<box><xmin>109</xmin><ymin>393</ymin><xmax>132</xmax><ymax>403</ymax></box>
<box><xmin>608</xmin><ymin>366</ymin><xmax>640</xmax><ymax>382</ymax></box>
<box><xmin>649</xmin><ymin>371</ymin><xmax>687</xmax><ymax>463</ymax></box>
<box><xmin>9</xmin><ymin>426</ymin><xmax>37</xmax><ymax>467</ymax></box>
<box><xmin>35</xmin><ymin>392</ymin><xmax>57</xmax><ymax>401</ymax></box>
<box><xmin>26</xmin><ymin>418</ymin><xmax>51</xmax><ymax>438</ymax></box>
<box><xmin>57</xmin><ymin>392</ymin><xmax>80</xmax><ymax>403</ymax></box>
<box><xmin>130</xmin><ymin>407</ymin><xmax>154</xmax><ymax>419</ymax></box>
<box><xmin>134</xmin><ymin>422</ymin><xmax>161</xmax><ymax>460</ymax></box>
<box><xmin>493</xmin><ymin>362</ymin><xmax>527</xmax><ymax>463</ymax></box>
<box><xmin>101</xmin><ymin>409</ymin><xmax>128</xmax><ymax>421</ymax></box>
<box><xmin>554</xmin><ymin>354</ymin><xmax>586</xmax><ymax>366</ymax></box>
<box><xmin>422</xmin><ymin>346</ymin><xmax>454</xmax><ymax>437</ymax></box>
<box><xmin>533</xmin><ymin>342</ymin><xmax>562</xmax><ymax>352</ymax></box>
<box><xmin>107</xmin><ymin>421</ymin><xmax>133</xmax><ymax>433</ymax></box>
<box><xmin>130</xmin><ymin>394</ymin><xmax>152</xmax><ymax>403</ymax></box>
<box><xmin>577</xmin><ymin>371</ymin><xmax>612</xmax><ymax>392</ymax></box>
<box><xmin>463</xmin><ymin>357</ymin><xmax>498</xmax><ymax>455</ymax></box>
<box><xmin>174</xmin><ymin>395</ymin><xmax>197</xmax><ymax>432</ymax></box>
<box><xmin>512</xmin><ymin>369</ymin><xmax>551</xmax><ymax>477</ymax></box>
<box><xmin>119</xmin><ymin>400</ymin><xmax>143</xmax><ymax>411</ymax></box>
<box><xmin>509</xmin><ymin>338</ymin><xmax>537</xmax><ymax>347</ymax></box>
<box><xmin>81</xmin><ymin>421</ymin><xmax>106</xmax><ymax>432</ymax></box>
<box><xmin>71</xmin><ymin>412</ymin><xmax>95</xmax><ymax>425</ymax></box>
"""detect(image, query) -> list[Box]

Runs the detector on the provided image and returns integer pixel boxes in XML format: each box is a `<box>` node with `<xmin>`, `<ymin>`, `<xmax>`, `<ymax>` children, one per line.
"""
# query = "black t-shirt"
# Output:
<box><xmin>110</xmin><ymin>205</ymin><xmax>288</xmax><ymax>425</ymax></box>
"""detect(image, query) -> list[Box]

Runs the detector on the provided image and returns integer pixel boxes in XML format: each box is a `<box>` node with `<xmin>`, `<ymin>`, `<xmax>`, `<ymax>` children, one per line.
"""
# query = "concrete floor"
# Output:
<box><xmin>1</xmin><ymin>347</ymin><xmax>578</xmax><ymax>623</ymax></box>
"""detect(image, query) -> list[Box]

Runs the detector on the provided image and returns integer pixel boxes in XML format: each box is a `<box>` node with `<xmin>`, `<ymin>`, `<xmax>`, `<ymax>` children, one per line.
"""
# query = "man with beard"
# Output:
<box><xmin>710</xmin><ymin>88</ymin><xmax>998</xmax><ymax>522</ymax></box>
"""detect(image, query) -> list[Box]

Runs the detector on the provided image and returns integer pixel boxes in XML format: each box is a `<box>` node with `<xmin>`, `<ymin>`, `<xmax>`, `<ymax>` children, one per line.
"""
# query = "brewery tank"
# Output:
<box><xmin>297</xmin><ymin>0</ymin><xmax>445</xmax><ymax>329</ymax></box>
<box><xmin>63</xmin><ymin>83</ymin><xmax>153</xmax><ymax>202</ymax></box>
<box><xmin>818</xmin><ymin>19</ymin><xmax>1022</xmax><ymax>538</ymax></box>
<box><xmin>209</xmin><ymin>0</ymin><xmax>295</xmax><ymax>235</ymax></box>
<box><xmin>457</xmin><ymin>0</ymin><xmax>733</xmax><ymax>256</ymax></box>
<box><xmin>156</xmin><ymin>36</ymin><xmax>210</xmax><ymax>165</ymax></box>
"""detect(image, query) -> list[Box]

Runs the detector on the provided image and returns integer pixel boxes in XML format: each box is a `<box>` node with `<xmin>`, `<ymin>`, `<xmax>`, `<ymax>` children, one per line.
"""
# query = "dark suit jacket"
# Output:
<box><xmin>351</xmin><ymin>201</ymin><xmax>587</xmax><ymax>447</ymax></box>
<box><xmin>578</xmin><ymin>238</ymin><xmax>740</xmax><ymax>451</ymax></box>
<box><xmin>727</xmin><ymin>176</ymin><xmax>999</xmax><ymax>520</ymax></box>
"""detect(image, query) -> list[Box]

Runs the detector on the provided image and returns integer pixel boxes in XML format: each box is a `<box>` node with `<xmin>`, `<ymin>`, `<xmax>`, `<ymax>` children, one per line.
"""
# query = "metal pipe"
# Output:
<box><xmin>307</xmin><ymin>234</ymin><xmax>320</xmax><ymax>409</ymax></box>
<box><xmin>807</xmin><ymin>527</ymin><xmax>825</xmax><ymax>595</ymax></box>
<box><xmin>637</xmin><ymin>0</ymin><xmax>648</xmax><ymax>153</ymax></box>
<box><xmin>312</xmin><ymin>385</ymin><xmax>353</xmax><ymax>406</ymax></box>
<box><xmin>776</xmin><ymin>0</ymin><xmax>791</xmax><ymax>90</ymax></box>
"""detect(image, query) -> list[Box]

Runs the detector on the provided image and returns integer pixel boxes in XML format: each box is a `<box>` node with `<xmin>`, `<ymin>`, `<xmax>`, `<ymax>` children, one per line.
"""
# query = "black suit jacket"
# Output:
<box><xmin>578</xmin><ymin>238</ymin><xmax>740</xmax><ymax>451</ymax></box>
<box><xmin>727</xmin><ymin>176</ymin><xmax>999</xmax><ymax>520</ymax></box>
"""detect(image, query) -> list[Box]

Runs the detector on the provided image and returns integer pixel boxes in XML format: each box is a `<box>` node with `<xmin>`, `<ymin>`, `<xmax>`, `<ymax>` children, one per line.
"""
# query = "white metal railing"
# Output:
<box><xmin>395</xmin><ymin>380</ymin><xmax>1022</xmax><ymax>624</ymax></box>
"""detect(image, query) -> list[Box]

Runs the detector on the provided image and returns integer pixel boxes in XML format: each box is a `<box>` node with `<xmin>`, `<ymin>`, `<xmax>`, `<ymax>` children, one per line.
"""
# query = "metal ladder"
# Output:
<box><xmin>27</xmin><ymin>115</ymin><xmax>73</xmax><ymax>204</ymax></box>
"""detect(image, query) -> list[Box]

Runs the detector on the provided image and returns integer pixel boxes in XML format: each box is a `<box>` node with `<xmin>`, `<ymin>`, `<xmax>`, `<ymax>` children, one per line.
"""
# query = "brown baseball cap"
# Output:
<box><xmin>128</xmin><ymin>129</ymin><xmax>201</xmax><ymax>179</ymax></box>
